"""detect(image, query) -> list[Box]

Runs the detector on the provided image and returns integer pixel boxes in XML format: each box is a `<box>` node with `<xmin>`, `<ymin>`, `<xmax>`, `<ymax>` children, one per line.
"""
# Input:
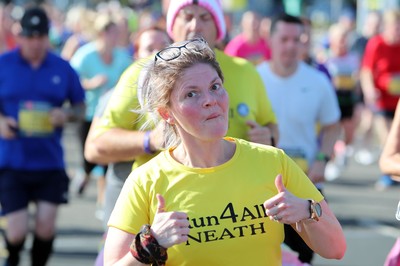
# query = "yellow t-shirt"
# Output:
<box><xmin>95</xmin><ymin>50</ymin><xmax>277</xmax><ymax>170</ymax></box>
<box><xmin>214</xmin><ymin>50</ymin><xmax>276</xmax><ymax>137</ymax></box>
<box><xmin>108</xmin><ymin>138</ymin><xmax>323</xmax><ymax>266</ymax></box>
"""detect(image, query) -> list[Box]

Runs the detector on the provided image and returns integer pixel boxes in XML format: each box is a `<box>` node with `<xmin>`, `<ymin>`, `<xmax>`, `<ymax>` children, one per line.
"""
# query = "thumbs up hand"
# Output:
<box><xmin>156</xmin><ymin>193</ymin><xmax>167</xmax><ymax>214</ymax></box>
<box><xmin>150</xmin><ymin>194</ymin><xmax>190</xmax><ymax>248</ymax></box>
<box><xmin>274</xmin><ymin>173</ymin><xmax>286</xmax><ymax>193</ymax></box>
<box><xmin>263</xmin><ymin>174</ymin><xmax>310</xmax><ymax>224</ymax></box>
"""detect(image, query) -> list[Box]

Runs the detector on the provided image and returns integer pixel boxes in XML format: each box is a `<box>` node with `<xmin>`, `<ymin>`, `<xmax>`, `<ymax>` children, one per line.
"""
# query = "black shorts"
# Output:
<box><xmin>340</xmin><ymin>105</ymin><xmax>355</xmax><ymax>120</ymax></box>
<box><xmin>374</xmin><ymin>109</ymin><xmax>396</xmax><ymax>119</ymax></box>
<box><xmin>0</xmin><ymin>169</ymin><xmax>69</xmax><ymax>215</ymax></box>
<box><xmin>336</xmin><ymin>90</ymin><xmax>356</xmax><ymax>120</ymax></box>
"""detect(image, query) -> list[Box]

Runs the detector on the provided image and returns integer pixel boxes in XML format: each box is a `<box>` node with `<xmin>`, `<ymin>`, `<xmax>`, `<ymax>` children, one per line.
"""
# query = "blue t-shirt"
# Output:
<box><xmin>70</xmin><ymin>42</ymin><xmax>132</xmax><ymax>121</ymax></box>
<box><xmin>0</xmin><ymin>48</ymin><xmax>85</xmax><ymax>170</ymax></box>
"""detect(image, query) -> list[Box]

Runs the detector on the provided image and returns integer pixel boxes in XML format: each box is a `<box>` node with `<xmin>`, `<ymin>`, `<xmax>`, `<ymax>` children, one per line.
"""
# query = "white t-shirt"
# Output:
<box><xmin>257</xmin><ymin>61</ymin><xmax>340</xmax><ymax>166</ymax></box>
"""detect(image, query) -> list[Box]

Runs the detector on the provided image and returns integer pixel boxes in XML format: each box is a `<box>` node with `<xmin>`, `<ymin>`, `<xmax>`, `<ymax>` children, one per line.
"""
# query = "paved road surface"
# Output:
<box><xmin>1</xmin><ymin>122</ymin><xmax>399</xmax><ymax>265</ymax></box>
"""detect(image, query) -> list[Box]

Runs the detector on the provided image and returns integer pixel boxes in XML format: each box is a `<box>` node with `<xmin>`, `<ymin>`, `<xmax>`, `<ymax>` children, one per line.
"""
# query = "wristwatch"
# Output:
<box><xmin>315</xmin><ymin>152</ymin><xmax>330</xmax><ymax>163</ymax></box>
<box><xmin>309</xmin><ymin>199</ymin><xmax>322</xmax><ymax>221</ymax></box>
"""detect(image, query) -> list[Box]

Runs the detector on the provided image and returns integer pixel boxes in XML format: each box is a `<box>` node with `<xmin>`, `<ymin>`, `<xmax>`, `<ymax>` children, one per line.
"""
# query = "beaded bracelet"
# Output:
<box><xmin>130</xmin><ymin>224</ymin><xmax>168</xmax><ymax>265</ymax></box>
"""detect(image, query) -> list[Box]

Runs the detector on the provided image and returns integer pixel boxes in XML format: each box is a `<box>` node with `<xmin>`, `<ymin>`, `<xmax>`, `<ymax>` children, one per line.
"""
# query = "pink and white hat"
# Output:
<box><xmin>166</xmin><ymin>0</ymin><xmax>226</xmax><ymax>41</ymax></box>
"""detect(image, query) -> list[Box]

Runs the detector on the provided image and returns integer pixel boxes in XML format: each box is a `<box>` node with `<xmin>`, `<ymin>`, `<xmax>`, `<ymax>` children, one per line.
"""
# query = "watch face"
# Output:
<box><xmin>315</xmin><ymin>202</ymin><xmax>322</xmax><ymax>217</ymax></box>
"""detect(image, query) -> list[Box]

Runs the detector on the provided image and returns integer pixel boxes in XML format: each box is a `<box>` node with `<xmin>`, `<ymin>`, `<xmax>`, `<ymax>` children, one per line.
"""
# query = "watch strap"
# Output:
<box><xmin>316</xmin><ymin>152</ymin><xmax>330</xmax><ymax>163</ymax></box>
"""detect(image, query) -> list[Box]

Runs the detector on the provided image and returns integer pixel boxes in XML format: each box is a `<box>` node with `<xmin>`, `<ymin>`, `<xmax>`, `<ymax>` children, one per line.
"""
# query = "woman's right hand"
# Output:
<box><xmin>150</xmin><ymin>194</ymin><xmax>190</xmax><ymax>248</ymax></box>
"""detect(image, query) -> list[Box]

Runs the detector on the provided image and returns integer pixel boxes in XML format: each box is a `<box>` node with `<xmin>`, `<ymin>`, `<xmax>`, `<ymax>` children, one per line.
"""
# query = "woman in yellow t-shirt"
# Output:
<box><xmin>104</xmin><ymin>38</ymin><xmax>346</xmax><ymax>266</ymax></box>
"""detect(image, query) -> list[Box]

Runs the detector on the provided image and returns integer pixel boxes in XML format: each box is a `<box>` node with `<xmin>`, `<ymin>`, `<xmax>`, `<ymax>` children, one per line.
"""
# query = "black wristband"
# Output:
<box><xmin>270</xmin><ymin>136</ymin><xmax>275</xmax><ymax>147</ymax></box>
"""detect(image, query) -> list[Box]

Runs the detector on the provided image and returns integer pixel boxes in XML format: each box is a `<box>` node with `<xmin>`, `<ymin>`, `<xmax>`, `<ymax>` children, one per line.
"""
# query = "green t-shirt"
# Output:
<box><xmin>108</xmin><ymin>138</ymin><xmax>323</xmax><ymax>266</ymax></box>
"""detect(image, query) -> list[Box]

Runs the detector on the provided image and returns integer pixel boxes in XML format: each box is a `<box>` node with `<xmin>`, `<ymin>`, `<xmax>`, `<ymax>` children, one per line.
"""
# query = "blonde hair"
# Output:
<box><xmin>93</xmin><ymin>13</ymin><xmax>116</xmax><ymax>35</ymax></box>
<box><xmin>383</xmin><ymin>9</ymin><xmax>400</xmax><ymax>26</ymax></box>
<box><xmin>137</xmin><ymin>39</ymin><xmax>224</xmax><ymax>148</ymax></box>
<box><xmin>329</xmin><ymin>23</ymin><xmax>348</xmax><ymax>40</ymax></box>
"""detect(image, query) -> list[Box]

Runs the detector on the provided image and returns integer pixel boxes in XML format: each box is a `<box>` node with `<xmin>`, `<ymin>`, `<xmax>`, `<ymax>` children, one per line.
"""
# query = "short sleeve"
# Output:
<box><xmin>361</xmin><ymin>36</ymin><xmax>379</xmax><ymax>71</ymax></box>
<box><xmin>67</xmin><ymin>64</ymin><xmax>85</xmax><ymax>105</ymax></box>
<box><xmin>107</xmin><ymin>172</ymin><xmax>150</xmax><ymax>234</ymax></box>
<box><xmin>317</xmin><ymin>74</ymin><xmax>341</xmax><ymax>126</ymax></box>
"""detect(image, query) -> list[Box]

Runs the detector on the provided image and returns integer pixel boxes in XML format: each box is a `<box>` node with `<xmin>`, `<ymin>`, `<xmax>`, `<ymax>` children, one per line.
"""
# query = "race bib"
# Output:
<box><xmin>388</xmin><ymin>74</ymin><xmax>400</xmax><ymax>95</ymax></box>
<box><xmin>334</xmin><ymin>75</ymin><xmax>356</xmax><ymax>91</ymax></box>
<box><xmin>18</xmin><ymin>101</ymin><xmax>54</xmax><ymax>137</ymax></box>
<box><xmin>284</xmin><ymin>148</ymin><xmax>308</xmax><ymax>173</ymax></box>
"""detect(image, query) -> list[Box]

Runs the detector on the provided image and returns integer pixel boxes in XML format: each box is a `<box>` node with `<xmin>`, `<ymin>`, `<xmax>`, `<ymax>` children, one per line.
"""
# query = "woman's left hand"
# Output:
<box><xmin>263</xmin><ymin>174</ymin><xmax>310</xmax><ymax>224</ymax></box>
